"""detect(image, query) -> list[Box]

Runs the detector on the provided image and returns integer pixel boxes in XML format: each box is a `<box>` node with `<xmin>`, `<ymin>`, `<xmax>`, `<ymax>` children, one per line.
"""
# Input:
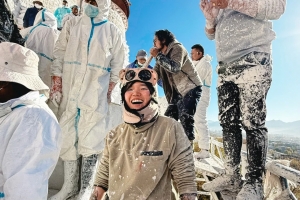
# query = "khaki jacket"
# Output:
<box><xmin>154</xmin><ymin>40</ymin><xmax>202</xmax><ymax>103</ymax></box>
<box><xmin>94</xmin><ymin>116</ymin><xmax>197</xmax><ymax>199</ymax></box>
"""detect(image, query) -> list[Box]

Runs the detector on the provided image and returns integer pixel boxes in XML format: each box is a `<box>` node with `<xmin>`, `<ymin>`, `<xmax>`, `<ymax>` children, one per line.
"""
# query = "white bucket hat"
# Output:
<box><xmin>0</xmin><ymin>42</ymin><xmax>49</xmax><ymax>92</ymax></box>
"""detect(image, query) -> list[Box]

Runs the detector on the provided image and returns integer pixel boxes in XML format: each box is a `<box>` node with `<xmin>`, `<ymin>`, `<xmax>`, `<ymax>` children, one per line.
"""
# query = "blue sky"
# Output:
<box><xmin>125</xmin><ymin>1</ymin><xmax>300</xmax><ymax>122</ymax></box>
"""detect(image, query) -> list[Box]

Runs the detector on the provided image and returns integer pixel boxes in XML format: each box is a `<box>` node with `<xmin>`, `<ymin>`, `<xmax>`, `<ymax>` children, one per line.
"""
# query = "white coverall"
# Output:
<box><xmin>62</xmin><ymin>13</ymin><xmax>76</xmax><ymax>28</ymax></box>
<box><xmin>51</xmin><ymin>0</ymin><xmax>125</xmax><ymax>161</ymax></box>
<box><xmin>0</xmin><ymin>91</ymin><xmax>61</xmax><ymax>200</ymax></box>
<box><xmin>193</xmin><ymin>55</ymin><xmax>212</xmax><ymax>150</ymax></box>
<box><xmin>20</xmin><ymin>9</ymin><xmax>59</xmax><ymax>88</ymax></box>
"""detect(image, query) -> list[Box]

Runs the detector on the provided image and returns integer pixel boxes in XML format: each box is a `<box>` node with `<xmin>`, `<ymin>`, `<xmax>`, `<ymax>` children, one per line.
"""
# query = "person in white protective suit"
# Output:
<box><xmin>0</xmin><ymin>42</ymin><xmax>61</xmax><ymax>200</ymax></box>
<box><xmin>49</xmin><ymin>0</ymin><xmax>125</xmax><ymax>199</ymax></box>
<box><xmin>62</xmin><ymin>5</ymin><xmax>79</xmax><ymax>28</ymax></box>
<box><xmin>20</xmin><ymin>9</ymin><xmax>59</xmax><ymax>91</ymax></box>
<box><xmin>190</xmin><ymin>44</ymin><xmax>212</xmax><ymax>159</ymax></box>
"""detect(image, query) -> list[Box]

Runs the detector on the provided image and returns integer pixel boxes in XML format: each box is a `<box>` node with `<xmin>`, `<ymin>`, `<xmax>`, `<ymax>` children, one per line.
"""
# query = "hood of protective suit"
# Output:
<box><xmin>94</xmin><ymin>0</ymin><xmax>110</xmax><ymax>21</ymax></box>
<box><xmin>33</xmin><ymin>9</ymin><xmax>57</xmax><ymax>29</ymax></box>
<box><xmin>192</xmin><ymin>54</ymin><xmax>212</xmax><ymax>66</ymax></box>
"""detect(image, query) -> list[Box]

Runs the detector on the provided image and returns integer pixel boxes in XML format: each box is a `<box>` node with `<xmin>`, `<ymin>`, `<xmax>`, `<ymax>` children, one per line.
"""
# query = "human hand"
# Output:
<box><xmin>199</xmin><ymin>0</ymin><xmax>220</xmax><ymax>29</ymax></box>
<box><xmin>200</xmin><ymin>0</ymin><xmax>220</xmax><ymax>20</ymax></box>
<box><xmin>107</xmin><ymin>82</ymin><xmax>116</xmax><ymax>103</ymax></box>
<box><xmin>180</xmin><ymin>193</ymin><xmax>198</xmax><ymax>200</ymax></box>
<box><xmin>50</xmin><ymin>76</ymin><xmax>62</xmax><ymax>107</ymax></box>
<box><xmin>150</xmin><ymin>47</ymin><xmax>159</xmax><ymax>57</ymax></box>
<box><xmin>210</xmin><ymin>0</ymin><xmax>229</xmax><ymax>9</ymax></box>
<box><xmin>90</xmin><ymin>186</ymin><xmax>106</xmax><ymax>200</ymax></box>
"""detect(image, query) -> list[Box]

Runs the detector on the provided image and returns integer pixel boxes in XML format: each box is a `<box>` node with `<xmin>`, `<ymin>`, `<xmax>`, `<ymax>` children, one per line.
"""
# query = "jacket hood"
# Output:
<box><xmin>33</xmin><ymin>9</ymin><xmax>57</xmax><ymax>29</ymax></box>
<box><xmin>95</xmin><ymin>0</ymin><xmax>110</xmax><ymax>20</ymax></box>
<box><xmin>192</xmin><ymin>54</ymin><xmax>213</xmax><ymax>65</ymax></box>
<box><xmin>202</xmin><ymin>54</ymin><xmax>212</xmax><ymax>62</ymax></box>
<box><xmin>0</xmin><ymin>91</ymin><xmax>42</xmax><ymax>118</ymax></box>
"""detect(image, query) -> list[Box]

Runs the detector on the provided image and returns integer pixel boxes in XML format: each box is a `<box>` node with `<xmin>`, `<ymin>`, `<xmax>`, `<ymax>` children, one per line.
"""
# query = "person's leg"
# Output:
<box><xmin>194</xmin><ymin>87</ymin><xmax>210</xmax><ymax>159</ymax></box>
<box><xmin>202</xmin><ymin>81</ymin><xmax>243</xmax><ymax>192</ymax></box>
<box><xmin>236</xmin><ymin>57</ymin><xmax>272</xmax><ymax>199</ymax></box>
<box><xmin>164</xmin><ymin>91</ymin><xmax>181</xmax><ymax>121</ymax></box>
<box><xmin>78</xmin><ymin>154</ymin><xmax>101</xmax><ymax>199</ymax></box>
<box><xmin>177</xmin><ymin>86</ymin><xmax>202</xmax><ymax>141</ymax></box>
<box><xmin>48</xmin><ymin>160</ymin><xmax>80</xmax><ymax>200</ymax></box>
<box><xmin>49</xmin><ymin>108</ymin><xmax>81</xmax><ymax>199</ymax></box>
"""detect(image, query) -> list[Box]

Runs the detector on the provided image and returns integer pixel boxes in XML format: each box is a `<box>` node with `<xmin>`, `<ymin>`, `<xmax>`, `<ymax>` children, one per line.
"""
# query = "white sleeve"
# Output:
<box><xmin>257</xmin><ymin>0</ymin><xmax>286</xmax><ymax>20</ymax></box>
<box><xmin>109</xmin><ymin>26</ymin><xmax>125</xmax><ymax>83</ymax></box>
<box><xmin>62</xmin><ymin>15</ymin><xmax>68</xmax><ymax>28</ymax></box>
<box><xmin>205</xmin><ymin>30</ymin><xmax>215</xmax><ymax>40</ymax></box>
<box><xmin>197</xmin><ymin>61</ymin><xmax>212</xmax><ymax>85</ymax></box>
<box><xmin>51</xmin><ymin>19</ymin><xmax>72</xmax><ymax>77</ymax></box>
<box><xmin>227</xmin><ymin>0</ymin><xmax>286</xmax><ymax>20</ymax></box>
<box><xmin>2</xmin><ymin>107</ymin><xmax>61</xmax><ymax>200</ymax></box>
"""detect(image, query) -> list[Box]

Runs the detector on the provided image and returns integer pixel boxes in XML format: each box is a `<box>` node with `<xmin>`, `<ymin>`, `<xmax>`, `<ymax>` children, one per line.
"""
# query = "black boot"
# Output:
<box><xmin>78</xmin><ymin>154</ymin><xmax>98</xmax><ymax>199</ymax></box>
<box><xmin>236</xmin><ymin>129</ymin><xmax>268</xmax><ymax>200</ymax></box>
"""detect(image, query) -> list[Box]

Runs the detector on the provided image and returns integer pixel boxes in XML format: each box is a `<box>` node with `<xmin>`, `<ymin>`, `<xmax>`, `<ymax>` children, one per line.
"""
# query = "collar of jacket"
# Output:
<box><xmin>126</xmin><ymin>115</ymin><xmax>160</xmax><ymax>133</ymax></box>
<box><xmin>123</xmin><ymin>99</ymin><xmax>158</xmax><ymax>125</ymax></box>
<box><xmin>164</xmin><ymin>39</ymin><xmax>181</xmax><ymax>55</ymax></box>
<box><xmin>0</xmin><ymin>91</ymin><xmax>40</xmax><ymax>117</ymax></box>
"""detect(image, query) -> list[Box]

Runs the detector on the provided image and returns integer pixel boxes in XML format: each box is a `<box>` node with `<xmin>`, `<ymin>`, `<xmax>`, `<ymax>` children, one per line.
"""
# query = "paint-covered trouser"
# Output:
<box><xmin>165</xmin><ymin>86</ymin><xmax>202</xmax><ymax>140</ymax></box>
<box><xmin>217</xmin><ymin>52</ymin><xmax>272</xmax><ymax>182</ymax></box>
<box><xmin>194</xmin><ymin>86</ymin><xmax>210</xmax><ymax>150</ymax></box>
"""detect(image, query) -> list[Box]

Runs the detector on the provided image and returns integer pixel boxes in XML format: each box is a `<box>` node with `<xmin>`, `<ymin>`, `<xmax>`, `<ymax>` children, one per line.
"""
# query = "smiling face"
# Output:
<box><xmin>124</xmin><ymin>82</ymin><xmax>152</xmax><ymax>110</ymax></box>
<box><xmin>72</xmin><ymin>7</ymin><xmax>78</xmax><ymax>15</ymax></box>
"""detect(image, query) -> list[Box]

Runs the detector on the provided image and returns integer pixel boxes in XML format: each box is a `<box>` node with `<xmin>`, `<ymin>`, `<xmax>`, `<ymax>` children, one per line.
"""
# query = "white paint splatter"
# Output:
<box><xmin>152</xmin><ymin>175</ymin><xmax>156</xmax><ymax>182</ymax></box>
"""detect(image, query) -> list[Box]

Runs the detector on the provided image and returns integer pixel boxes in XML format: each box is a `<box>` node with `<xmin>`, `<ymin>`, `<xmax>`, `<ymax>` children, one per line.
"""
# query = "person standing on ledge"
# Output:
<box><xmin>199</xmin><ymin>0</ymin><xmax>286</xmax><ymax>199</ymax></box>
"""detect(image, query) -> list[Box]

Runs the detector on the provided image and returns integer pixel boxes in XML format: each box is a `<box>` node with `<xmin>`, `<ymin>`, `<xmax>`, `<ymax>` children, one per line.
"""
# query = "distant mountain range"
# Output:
<box><xmin>157</xmin><ymin>97</ymin><xmax>300</xmax><ymax>137</ymax></box>
<box><xmin>208</xmin><ymin>120</ymin><xmax>300</xmax><ymax>136</ymax></box>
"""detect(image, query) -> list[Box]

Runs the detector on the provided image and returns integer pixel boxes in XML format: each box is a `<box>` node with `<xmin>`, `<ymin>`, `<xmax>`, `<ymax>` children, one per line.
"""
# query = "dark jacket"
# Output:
<box><xmin>23</xmin><ymin>7</ymin><xmax>39</xmax><ymax>28</ymax></box>
<box><xmin>154</xmin><ymin>40</ymin><xmax>202</xmax><ymax>103</ymax></box>
<box><xmin>126</xmin><ymin>60</ymin><xmax>153</xmax><ymax>69</ymax></box>
<box><xmin>0</xmin><ymin>0</ymin><xmax>24</xmax><ymax>45</ymax></box>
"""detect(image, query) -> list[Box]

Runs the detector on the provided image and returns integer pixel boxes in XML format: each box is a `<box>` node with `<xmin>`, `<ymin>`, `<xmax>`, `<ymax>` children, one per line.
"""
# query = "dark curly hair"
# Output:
<box><xmin>155</xmin><ymin>29</ymin><xmax>175</xmax><ymax>46</ymax></box>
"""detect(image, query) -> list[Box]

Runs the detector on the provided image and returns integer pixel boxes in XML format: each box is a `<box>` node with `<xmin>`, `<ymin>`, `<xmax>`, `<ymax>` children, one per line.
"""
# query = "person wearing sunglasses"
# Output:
<box><xmin>49</xmin><ymin>0</ymin><xmax>125</xmax><ymax>199</ymax></box>
<box><xmin>90</xmin><ymin>68</ymin><xmax>197</xmax><ymax>200</ymax></box>
<box><xmin>150</xmin><ymin>29</ymin><xmax>202</xmax><ymax>143</ymax></box>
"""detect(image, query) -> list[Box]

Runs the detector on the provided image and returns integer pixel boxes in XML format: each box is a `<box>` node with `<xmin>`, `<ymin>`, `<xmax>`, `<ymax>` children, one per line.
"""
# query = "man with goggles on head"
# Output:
<box><xmin>150</xmin><ymin>29</ymin><xmax>202</xmax><ymax>143</ymax></box>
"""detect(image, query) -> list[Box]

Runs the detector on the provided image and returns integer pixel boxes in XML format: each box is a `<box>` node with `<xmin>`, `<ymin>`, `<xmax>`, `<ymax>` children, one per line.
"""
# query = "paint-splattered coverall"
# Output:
<box><xmin>207</xmin><ymin>0</ymin><xmax>286</xmax><ymax>182</ymax></box>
